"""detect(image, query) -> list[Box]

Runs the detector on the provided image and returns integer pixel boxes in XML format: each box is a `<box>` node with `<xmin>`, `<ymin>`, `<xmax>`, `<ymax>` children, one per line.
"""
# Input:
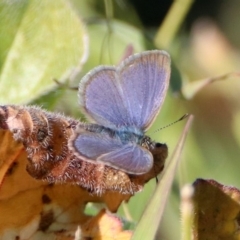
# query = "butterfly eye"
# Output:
<box><xmin>155</xmin><ymin>143</ymin><xmax>164</xmax><ymax>148</ymax></box>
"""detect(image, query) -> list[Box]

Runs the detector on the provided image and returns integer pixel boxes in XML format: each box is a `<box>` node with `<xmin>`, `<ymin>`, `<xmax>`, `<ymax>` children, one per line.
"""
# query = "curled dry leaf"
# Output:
<box><xmin>193</xmin><ymin>179</ymin><xmax>240</xmax><ymax>240</ymax></box>
<box><xmin>0</xmin><ymin>105</ymin><xmax>167</xmax><ymax>239</ymax></box>
<box><xmin>0</xmin><ymin>130</ymin><xmax>95</xmax><ymax>239</ymax></box>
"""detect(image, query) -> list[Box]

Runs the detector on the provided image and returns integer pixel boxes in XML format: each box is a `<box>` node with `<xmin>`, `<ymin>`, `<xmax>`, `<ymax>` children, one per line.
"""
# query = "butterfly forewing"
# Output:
<box><xmin>78</xmin><ymin>67</ymin><xmax>128</xmax><ymax>129</ymax></box>
<box><xmin>118</xmin><ymin>50</ymin><xmax>170</xmax><ymax>130</ymax></box>
<box><xmin>78</xmin><ymin>50</ymin><xmax>170</xmax><ymax>131</ymax></box>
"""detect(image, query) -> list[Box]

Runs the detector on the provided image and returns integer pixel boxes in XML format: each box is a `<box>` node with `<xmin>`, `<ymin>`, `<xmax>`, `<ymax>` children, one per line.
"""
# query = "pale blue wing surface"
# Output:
<box><xmin>70</xmin><ymin>129</ymin><xmax>122</xmax><ymax>160</ymax></box>
<box><xmin>98</xmin><ymin>144</ymin><xmax>153</xmax><ymax>174</ymax></box>
<box><xmin>78</xmin><ymin>67</ymin><xmax>129</xmax><ymax>129</ymax></box>
<box><xmin>118</xmin><ymin>50</ymin><xmax>171</xmax><ymax>130</ymax></box>
<box><xmin>69</xmin><ymin>129</ymin><xmax>153</xmax><ymax>174</ymax></box>
<box><xmin>78</xmin><ymin>50</ymin><xmax>170</xmax><ymax>130</ymax></box>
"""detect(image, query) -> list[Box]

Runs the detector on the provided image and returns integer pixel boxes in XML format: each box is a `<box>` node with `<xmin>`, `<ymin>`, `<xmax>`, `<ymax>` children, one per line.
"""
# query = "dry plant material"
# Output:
<box><xmin>193</xmin><ymin>179</ymin><xmax>240</xmax><ymax>240</ymax></box>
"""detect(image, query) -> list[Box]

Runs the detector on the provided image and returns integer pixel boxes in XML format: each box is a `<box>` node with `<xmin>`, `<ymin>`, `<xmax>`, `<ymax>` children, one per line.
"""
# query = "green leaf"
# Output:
<box><xmin>132</xmin><ymin>115</ymin><xmax>194</xmax><ymax>240</ymax></box>
<box><xmin>0</xmin><ymin>0</ymin><xmax>88</xmax><ymax>104</ymax></box>
<box><xmin>82</xmin><ymin>20</ymin><xmax>149</xmax><ymax>73</ymax></box>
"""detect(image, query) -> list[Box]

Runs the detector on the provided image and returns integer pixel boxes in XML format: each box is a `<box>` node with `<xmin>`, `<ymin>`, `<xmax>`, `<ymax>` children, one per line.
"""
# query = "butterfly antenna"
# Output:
<box><xmin>154</xmin><ymin>114</ymin><xmax>189</xmax><ymax>133</ymax></box>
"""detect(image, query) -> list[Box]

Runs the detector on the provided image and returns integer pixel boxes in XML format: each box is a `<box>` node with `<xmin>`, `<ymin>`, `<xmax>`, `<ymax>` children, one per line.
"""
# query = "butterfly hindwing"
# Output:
<box><xmin>70</xmin><ymin>127</ymin><xmax>123</xmax><ymax>159</ymax></box>
<box><xmin>98</xmin><ymin>144</ymin><xmax>153</xmax><ymax>174</ymax></box>
<box><xmin>70</xmin><ymin>127</ymin><xmax>153</xmax><ymax>174</ymax></box>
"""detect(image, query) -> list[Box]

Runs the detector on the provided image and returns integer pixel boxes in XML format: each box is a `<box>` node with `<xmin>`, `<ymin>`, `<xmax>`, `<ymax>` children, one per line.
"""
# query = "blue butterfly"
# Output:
<box><xmin>69</xmin><ymin>50</ymin><xmax>170</xmax><ymax>175</ymax></box>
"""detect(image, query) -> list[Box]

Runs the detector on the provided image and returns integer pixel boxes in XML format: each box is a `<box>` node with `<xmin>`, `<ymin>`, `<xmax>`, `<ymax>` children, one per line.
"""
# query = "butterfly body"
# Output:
<box><xmin>70</xmin><ymin>50</ymin><xmax>171</xmax><ymax>175</ymax></box>
<box><xmin>81</xmin><ymin>123</ymin><xmax>144</xmax><ymax>144</ymax></box>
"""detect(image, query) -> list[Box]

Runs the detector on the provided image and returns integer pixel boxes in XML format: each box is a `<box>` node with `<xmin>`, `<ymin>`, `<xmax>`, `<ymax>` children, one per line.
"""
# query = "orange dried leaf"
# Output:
<box><xmin>0</xmin><ymin>130</ymin><xmax>23</xmax><ymax>187</ymax></box>
<box><xmin>0</xmin><ymin>131</ymin><xmax>95</xmax><ymax>239</ymax></box>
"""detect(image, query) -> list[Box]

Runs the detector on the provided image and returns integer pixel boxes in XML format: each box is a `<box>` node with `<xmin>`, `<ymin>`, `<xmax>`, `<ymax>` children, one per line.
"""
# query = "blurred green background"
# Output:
<box><xmin>1</xmin><ymin>0</ymin><xmax>240</xmax><ymax>239</ymax></box>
